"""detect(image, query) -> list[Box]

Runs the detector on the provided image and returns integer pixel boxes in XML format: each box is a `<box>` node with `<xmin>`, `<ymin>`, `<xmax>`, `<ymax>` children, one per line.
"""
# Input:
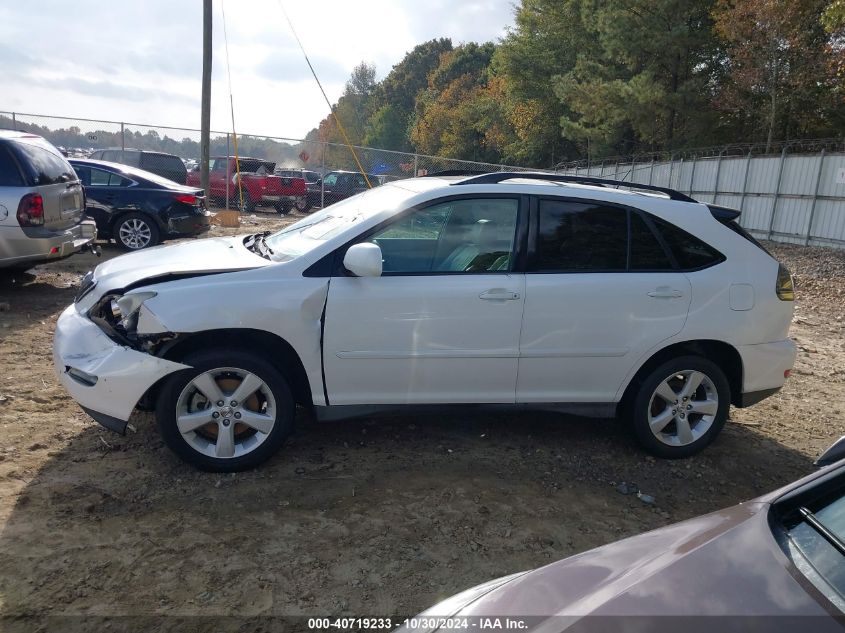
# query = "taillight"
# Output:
<box><xmin>174</xmin><ymin>194</ymin><xmax>198</xmax><ymax>205</ymax></box>
<box><xmin>17</xmin><ymin>193</ymin><xmax>44</xmax><ymax>227</ymax></box>
<box><xmin>776</xmin><ymin>263</ymin><xmax>794</xmax><ymax>301</ymax></box>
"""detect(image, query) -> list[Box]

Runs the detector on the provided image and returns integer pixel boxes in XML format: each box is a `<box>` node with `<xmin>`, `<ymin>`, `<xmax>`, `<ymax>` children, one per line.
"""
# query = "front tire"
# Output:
<box><xmin>155</xmin><ymin>350</ymin><xmax>295</xmax><ymax>471</ymax></box>
<box><xmin>115</xmin><ymin>213</ymin><xmax>160</xmax><ymax>251</ymax></box>
<box><xmin>630</xmin><ymin>355</ymin><xmax>730</xmax><ymax>459</ymax></box>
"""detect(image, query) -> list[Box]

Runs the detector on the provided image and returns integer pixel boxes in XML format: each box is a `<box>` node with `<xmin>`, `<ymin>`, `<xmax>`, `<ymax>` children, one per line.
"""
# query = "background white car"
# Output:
<box><xmin>53</xmin><ymin>172</ymin><xmax>796</xmax><ymax>471</ymax></box>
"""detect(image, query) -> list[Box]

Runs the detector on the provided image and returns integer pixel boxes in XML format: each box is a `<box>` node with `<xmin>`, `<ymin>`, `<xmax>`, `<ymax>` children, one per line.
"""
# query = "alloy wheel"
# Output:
<box><xmin>647</xmin><ymin>370</ymin><xmax>719</xmax><ymax>447</ymax></box>
<box><xmin>175</xmin><ymin>367</ymin><xmax>277</xmax><ymax>459</ymax></box>
<box><xmin>118</xmin><ymin>218</ymin><xmax>153</xmax><ymax>249</ymax></box>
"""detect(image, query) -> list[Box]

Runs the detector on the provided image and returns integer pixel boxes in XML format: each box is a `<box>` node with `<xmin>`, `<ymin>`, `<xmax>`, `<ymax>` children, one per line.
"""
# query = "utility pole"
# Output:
<box><xmin>200</xmin><ymin>0</ymin><xmax>212</xmax><ymax>197</ymax></box>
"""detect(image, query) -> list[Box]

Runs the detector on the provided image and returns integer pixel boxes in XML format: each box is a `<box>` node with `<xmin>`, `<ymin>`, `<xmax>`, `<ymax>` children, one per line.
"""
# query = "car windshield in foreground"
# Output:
<box><xmin>263</xmin><ymin>184</ymin><xmax>412</xmax><ymax>262</ymax></box>
<box><xmin>784</xmin><ymin>477</ymin><xmax>845</xmax><ymax>604</ymax></box>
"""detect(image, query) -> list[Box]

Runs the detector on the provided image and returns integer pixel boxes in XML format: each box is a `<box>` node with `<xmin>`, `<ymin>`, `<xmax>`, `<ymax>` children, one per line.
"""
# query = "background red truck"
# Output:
<box><xmin>187</xmin><ymin>156</ymin><xmax>306</xmax><ymax>214</ymax></box>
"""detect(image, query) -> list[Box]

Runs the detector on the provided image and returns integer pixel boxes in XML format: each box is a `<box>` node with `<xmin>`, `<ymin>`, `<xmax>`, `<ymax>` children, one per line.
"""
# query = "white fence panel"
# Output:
<box><xmin>560</xmin><ymin>151</ymin><xmax>845</xmax><ymax>249</ymax></box>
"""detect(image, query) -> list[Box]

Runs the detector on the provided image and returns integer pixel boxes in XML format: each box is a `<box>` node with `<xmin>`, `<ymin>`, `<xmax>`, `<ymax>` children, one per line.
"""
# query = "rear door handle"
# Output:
<box><xmin>647</xmin><ymin>288</ymin><xmax>684</xmax><ymax>299</ymax></box>
<box><xmin>479</xmin><ymin>290</ymin><xmax>521</xmax><ymax>301</ymax></box>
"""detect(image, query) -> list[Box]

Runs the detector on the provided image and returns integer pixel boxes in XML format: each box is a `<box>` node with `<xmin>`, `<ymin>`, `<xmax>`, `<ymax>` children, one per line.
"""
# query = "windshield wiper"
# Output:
<box><xmin>799</xmin><ymin>507</ymin><xmax>845</xmax><ymax>556</ymax></box>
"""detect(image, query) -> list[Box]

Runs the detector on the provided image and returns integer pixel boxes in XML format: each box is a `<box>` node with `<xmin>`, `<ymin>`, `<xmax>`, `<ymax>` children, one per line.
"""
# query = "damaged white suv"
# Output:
<box><xmin>54</xmin><ymin>173</ymin><xmax>796</xmax><ymax>471</ymax></box>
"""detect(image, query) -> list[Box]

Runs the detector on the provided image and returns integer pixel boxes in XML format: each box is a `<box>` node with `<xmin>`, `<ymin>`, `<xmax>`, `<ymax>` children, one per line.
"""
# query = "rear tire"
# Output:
<box><xmin>155</xmin><ymin>350</ymin><xmax>295</xmax><ymax>472</ymax></box>
<box><xmin>629</xmin><ymin>355</ymin><xmax>730</xmax><ymax>459</ymax></box>
<box><xmin>274</xmin><ymin>201</ymin><xmax>291</xmax><ymax>215</ymax></box>
<box><xmin>294</xmin><ymin>197</ymin><xmax>311</xmax><ymax>213</ymax></box>
<box><xmin>115</xmin><ymin>213</ymin><xmax>160</xmax><ymax>251</ymax></box>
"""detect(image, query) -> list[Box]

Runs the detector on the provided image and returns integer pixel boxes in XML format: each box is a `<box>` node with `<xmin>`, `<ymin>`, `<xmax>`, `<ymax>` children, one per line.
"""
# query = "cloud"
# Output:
<box><xmin>256</xmin><ymin>50</ymin><xmax>349</xmax><ymax>84</ymax></box>
<box><xmin>0</xmin><ymin>0</ymin><xmax>516</xmax><ymax>138</ymax></box>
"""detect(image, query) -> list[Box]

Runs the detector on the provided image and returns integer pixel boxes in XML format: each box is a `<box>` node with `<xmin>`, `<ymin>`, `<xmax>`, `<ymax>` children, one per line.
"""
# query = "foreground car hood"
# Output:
<box><xmin>89</xmin><ymin>236</ymin><xmax>268</xmax><ymax>297</ymax></box>
<box><xmin>460</xmin><ymin>503</ymin><xmax>830</xmax><ymax>623</ymax></box>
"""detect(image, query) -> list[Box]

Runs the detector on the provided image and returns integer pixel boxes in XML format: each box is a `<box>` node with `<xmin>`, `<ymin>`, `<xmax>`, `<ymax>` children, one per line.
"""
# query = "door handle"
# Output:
<box><xmin>647</xmin><ymin>288</ymin><xmax>684</xmax><ymax>299</ymax></box>
<box><xmin>479</xmin><ymin>290</ymin><xmax>521</xmax><ymax>301</ymax></box>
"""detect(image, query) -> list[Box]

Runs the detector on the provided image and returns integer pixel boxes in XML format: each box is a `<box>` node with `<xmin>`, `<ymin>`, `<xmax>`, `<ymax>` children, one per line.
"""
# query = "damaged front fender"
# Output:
<box><xmin>53</xmin><ymin>305</ymin><xmax>190</xmax><ymax>428</ymax></box>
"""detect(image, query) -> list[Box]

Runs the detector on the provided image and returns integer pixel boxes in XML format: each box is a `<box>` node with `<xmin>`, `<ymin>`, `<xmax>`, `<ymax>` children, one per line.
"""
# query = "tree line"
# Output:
<box><xmin>311</xmin><ymin>0</ymin><xmax>845</xmax><ymax>168</ymax></box>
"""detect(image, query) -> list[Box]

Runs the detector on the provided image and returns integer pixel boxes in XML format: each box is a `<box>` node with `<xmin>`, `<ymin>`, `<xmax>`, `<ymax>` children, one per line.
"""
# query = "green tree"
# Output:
<box><xmin>713</xmin><ymin>0</ymin><xmax>844</xmax><ymax>147</ymax></box>
<box><xmin>410</xmin><ymin>43</ymin><xmax>511</xmax><ymax>163</ymax></box>
<box><xmin>363</xmin><ymin>104</ymin><xmax>409</xmax><ymax>150</ymax></box>
<box><xmin>494</xmin><ymin>0</ymin><xmax>588</xmax><ymax>164</ymax></box>
<box><xmin>362</xmin><ymin>39</ymin><xmax>454</xmax><ymax>151</ymax></box>
<box><xmin>551</xmin><ymin>0</ymin><xmax>720</xmax><ymax>158</ymax></box>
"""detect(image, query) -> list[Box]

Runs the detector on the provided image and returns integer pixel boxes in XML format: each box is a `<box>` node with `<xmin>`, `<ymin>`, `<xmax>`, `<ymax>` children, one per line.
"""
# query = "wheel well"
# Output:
<box><xmin>142</xmin><ymin>328</ymin><xmax>313</xmax><ymax>409</ymax></box>
<box><xmin>619</xmin><ymin>340</ymin><xmax>744</xmax><ymax>413</ymax></box>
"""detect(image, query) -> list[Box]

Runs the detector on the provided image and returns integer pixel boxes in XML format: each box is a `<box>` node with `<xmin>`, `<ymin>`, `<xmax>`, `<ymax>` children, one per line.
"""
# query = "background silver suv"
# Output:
<box><xmin>0</xmin><ymin>130</ymin><xmax>96</xmax><ymax>270</ymax></box>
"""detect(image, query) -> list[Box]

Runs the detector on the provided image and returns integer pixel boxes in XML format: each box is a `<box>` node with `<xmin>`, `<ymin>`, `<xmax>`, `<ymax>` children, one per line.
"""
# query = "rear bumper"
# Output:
<box><xmin>166</xmin><ymin>213</ymin><xmax>212</xmax><ymax>237</ymax></box>
<box><xmin>0</xmin><ymin>219</ymin><xmax>97</xmax><ymax>267</ymax></box>
<box><xmin>53</xmin><ymin>304</ymin><xmax>188</xmax><ymax>428</ymax></box>
<box><xmin>260</xmin><ymin>195</ymin><xmax>298</xmax><ymax>203</ymax></box>
<box><xmin>737</xmin><ymin>339</ymin><xmax>797</xmax><ymax>406</ymax></box>
<box><xmin>739</xmin><ymin>387</ymin><xmax>782</xmax><ymax>408</ymax></box>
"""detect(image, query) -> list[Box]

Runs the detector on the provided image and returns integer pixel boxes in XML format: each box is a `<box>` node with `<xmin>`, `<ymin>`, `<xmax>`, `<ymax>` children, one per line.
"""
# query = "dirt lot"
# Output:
<box><xmin>0</xmin><ymin>210</ymin><xmax>843</xmax><ymax>630</ymax></box>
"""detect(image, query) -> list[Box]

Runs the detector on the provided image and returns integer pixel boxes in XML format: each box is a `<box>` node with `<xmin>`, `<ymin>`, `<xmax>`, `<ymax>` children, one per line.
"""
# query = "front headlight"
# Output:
<box><xmin>115</xmin><ymin>292</ymin><xmax>157</xmax><ymax>326</ymax></box>
<box><xmin>92</xmin><ymin>291</ymin><xmax>157</xmax><ymax>337</ymax></box>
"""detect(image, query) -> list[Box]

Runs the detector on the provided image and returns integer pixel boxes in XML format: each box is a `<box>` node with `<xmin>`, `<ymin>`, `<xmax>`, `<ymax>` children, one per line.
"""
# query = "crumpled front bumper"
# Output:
<box><xmin>53</xmin><ymin>304</ymin><xmax>188</xmax><ymax>433</ymax></box>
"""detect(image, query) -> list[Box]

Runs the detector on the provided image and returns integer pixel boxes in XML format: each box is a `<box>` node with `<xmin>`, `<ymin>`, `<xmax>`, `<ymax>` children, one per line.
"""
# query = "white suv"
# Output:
<box><xmin>53</xmin><ymin>173</ymin><xmax>797</xmax><ymax>471</ymax></box>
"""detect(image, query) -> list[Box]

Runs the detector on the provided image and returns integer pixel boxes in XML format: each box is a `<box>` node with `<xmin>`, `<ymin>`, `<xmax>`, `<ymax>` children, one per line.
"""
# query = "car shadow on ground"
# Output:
<box><xmin>0</xmin><ymin>405</ymin><xmax>816</xmax><ymax>629</ymax></box>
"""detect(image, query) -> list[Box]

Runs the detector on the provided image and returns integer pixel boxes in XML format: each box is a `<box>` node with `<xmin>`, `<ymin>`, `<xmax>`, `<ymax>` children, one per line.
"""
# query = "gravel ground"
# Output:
<box><xmin>0</xmin><ymin>210</ymin><xmax>843</xmax><ymax>631</ymax></box>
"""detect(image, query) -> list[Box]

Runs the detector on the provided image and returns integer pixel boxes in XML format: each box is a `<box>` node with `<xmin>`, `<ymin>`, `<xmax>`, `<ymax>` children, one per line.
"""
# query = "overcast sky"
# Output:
<box><xmin>0</xmin><ymin>0</ymin><xmax>516</xmax><ymax>140</ymax></box>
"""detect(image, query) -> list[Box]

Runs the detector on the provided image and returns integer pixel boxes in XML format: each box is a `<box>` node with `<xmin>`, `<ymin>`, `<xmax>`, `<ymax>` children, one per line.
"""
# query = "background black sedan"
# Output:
<box><xmin>69</xmin><ymin>159</ymin><xmax>211</xmax><ymax>250</ymax></box>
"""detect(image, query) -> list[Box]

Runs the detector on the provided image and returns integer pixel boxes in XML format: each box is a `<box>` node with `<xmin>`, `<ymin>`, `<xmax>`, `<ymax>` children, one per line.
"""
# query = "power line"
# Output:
<box><xmin>276</xmin><ymin>0</ymin><xmax>372</xmax><ymax>188</ymax></box>
<box><xmin>220</xmin><ymin>0</ymin><xmax>244</xmax><ymax>209</ymax></box>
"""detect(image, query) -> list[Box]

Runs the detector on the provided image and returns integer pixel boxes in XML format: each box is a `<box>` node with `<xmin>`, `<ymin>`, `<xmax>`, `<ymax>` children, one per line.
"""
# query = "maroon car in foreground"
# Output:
<box><xmin>402</xmin><ymin>439</ymin><xmax>845</xmax><ymax>633</ymax></box>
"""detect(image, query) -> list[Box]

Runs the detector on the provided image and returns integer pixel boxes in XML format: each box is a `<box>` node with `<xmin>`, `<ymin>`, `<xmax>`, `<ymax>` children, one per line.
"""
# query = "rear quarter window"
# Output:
<box><xmin>11</xmin><ymin>138</ymin><xmax>76</xmax><ymax>186</ymax></box>
<box><xmin>651</xmin><ymin>216</ymin><xmax>725</xmax><ymax>270</ymax></box>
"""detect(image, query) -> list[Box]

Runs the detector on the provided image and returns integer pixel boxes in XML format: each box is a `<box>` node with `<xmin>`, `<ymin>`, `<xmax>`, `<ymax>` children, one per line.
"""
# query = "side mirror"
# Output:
<box><xmin>343</xmin><ymin>243</ymin><xmax>382</xmax><ymax>277</ymax></box>
<box><xmin>815</xmin><ymin>435</ymin><xmax>845</xmax><ymax>468</ymax></box>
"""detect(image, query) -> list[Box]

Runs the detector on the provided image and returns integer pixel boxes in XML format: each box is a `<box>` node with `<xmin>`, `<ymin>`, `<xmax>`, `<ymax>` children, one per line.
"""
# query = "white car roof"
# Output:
<box><xmin>0</xmin><ymin>129</ymin><xmax>43</xmax><ymax>140</ymax></box>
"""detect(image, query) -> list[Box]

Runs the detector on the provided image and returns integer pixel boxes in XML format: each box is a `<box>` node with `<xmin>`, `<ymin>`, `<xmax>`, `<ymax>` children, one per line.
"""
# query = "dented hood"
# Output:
<box><xmin>90</xmin><ymin>236</ymin><xmax>269</xmax><ymax>296</ymax></box>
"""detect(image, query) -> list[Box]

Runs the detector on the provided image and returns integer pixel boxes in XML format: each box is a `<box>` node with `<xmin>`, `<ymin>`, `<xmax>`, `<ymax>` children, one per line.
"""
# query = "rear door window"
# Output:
<box><xmin>535</xmin><ymin>200</ymin><xmax>628</xmax><ymax>272</ymax></box>
<box><xmin>11</xmin><ymin>138</ymin><xmax>76</xmax><ymax>185</ymax></box>
<box><xmin>630</xmin><ymin>212</ymin><xmax>673</xmax><ymax>270</ymax></box>
<box><xmin>88</xmin><ymin>168</ymin><xmax>128</xmax><ymax>187</ymax></box>
<box><xmin>0</xmin><ymin>145</ymin><xmax>23</xmax><ymax>186</ymax></box>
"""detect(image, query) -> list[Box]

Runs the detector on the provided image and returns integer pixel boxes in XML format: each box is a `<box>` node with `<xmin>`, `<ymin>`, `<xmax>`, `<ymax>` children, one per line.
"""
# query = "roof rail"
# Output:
<box><xmin>421</xmin><ymin>169</ymin><xmax>489</xmax><ymax>177</ymax></box>
<box><xmin>451</xmin><ymin>172</ymin><xmax>697</xmax><ymax>203</ymax></box>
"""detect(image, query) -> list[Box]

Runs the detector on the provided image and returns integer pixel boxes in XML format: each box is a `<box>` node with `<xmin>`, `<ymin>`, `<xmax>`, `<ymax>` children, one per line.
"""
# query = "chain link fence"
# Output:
<box><xmin>0</xmin><ymin>111</ymin><xmax>533</xmax><ymax>211</ymax></box>
<box><xmin>3</xmin><ymin>111</ymin><xmax>842</xmax><ymax>248</ymax></box>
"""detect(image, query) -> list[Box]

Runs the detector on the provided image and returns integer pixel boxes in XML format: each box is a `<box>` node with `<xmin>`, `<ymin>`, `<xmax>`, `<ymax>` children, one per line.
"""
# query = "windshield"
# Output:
<box><xmin>263</xmin><ymin>184</ymin><xmax>413</xmax><ymax>262</ymax></box>
<box><xmin>780</xmin><ymin>473</ymin><xmax>845</xmax><ymax>608</ymax></box>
